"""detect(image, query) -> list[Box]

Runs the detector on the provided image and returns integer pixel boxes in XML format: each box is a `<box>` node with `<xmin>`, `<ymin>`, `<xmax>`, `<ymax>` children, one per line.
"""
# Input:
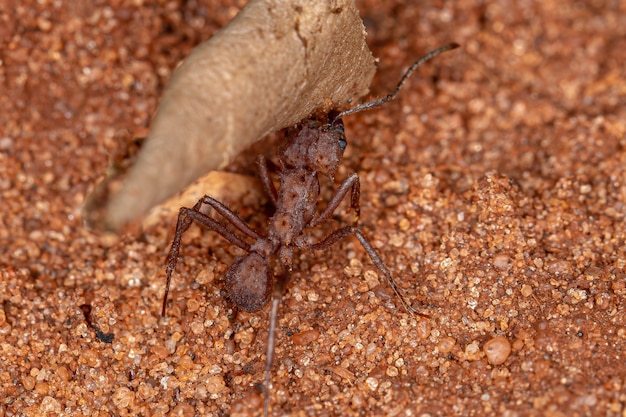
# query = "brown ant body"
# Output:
<box><xmin>161</xmin><ymin>43</ymin><xmax>459</xmax><ymax>415</ymax></box>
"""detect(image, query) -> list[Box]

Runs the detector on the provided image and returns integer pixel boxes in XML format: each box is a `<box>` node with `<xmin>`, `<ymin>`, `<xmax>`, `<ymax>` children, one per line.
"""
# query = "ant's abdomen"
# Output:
<box><xmin>225</xmin><ymin>253</ymin><xmax>273</xmax><ymax>312</ymax></box>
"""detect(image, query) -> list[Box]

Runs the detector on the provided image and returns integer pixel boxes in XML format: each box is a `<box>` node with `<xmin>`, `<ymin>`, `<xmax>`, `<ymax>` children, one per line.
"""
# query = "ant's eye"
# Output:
<box><xmin>339</xmin><ymin>139</ymin><xmax>347</xmax><ymax>150</ymax></box>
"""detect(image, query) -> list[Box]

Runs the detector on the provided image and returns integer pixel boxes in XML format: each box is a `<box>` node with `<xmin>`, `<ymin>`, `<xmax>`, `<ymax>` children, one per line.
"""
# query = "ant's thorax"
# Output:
<box><xmin>268</xmin><ymin>116</ymin><xmax>346</xmax><ymax>249</ymax></box>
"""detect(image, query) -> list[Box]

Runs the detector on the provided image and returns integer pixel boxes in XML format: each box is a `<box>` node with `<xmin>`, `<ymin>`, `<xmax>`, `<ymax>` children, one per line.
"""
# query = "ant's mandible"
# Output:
<box><xmin>161</xmin><ymin>43</ymin><xmax>459</xmax><ymax>415</ymax></box>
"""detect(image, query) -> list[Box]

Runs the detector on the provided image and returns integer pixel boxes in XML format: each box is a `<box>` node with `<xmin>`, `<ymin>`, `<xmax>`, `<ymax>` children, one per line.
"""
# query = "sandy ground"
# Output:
<box><xmin>1</xmin><ymin>0</ymin><xmax>626</xmax><ymax>416</ymax></box>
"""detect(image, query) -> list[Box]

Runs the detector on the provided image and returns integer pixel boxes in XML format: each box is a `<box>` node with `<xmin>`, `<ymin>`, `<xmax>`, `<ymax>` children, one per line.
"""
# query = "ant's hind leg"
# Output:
<box><xmin>198</xmin><ymin>196</ymin><xmax>264</xmax><ymax>240</ymax></box>
<box><xmin>162</xmin><ymin>206</ymin><xmax>253</xmax><ymax>316</ymax></box>
<box><xmin>262</xmin><ymin>271</ymin><xmax>290</xmax><ymax>417</ymax></box>
<box><xmin>308</xmin><ymin>226</ymin><xmax>420</xmax><ymax>315</ymax></box>
<box><xmin>307</xmin><ymin>172</ymin><xmax>360</xmax><ymax>228</ymax></box>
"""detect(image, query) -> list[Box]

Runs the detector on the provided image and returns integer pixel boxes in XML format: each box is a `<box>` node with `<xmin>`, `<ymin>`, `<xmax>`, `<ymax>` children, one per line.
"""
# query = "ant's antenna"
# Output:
<box><xmin>333</xmin><ymin>43</ymin><xmax>460</xmax><ymax>122</ymax></box>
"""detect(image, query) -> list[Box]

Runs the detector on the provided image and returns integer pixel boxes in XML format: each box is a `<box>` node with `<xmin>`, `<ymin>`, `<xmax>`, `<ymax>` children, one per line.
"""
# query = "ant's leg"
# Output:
<box><xmin>257</xmin><ymin>155</ymin><xmax>278</xmax><ymax>207</ymax></box>
<box><xmin>307</xmin><ymin>173</ymin><xmax>360</xmax><ymax>228</ymax></box>
<box><xmin>162</xmin><ymin>205</ymin><xmax>252</xmax><ymax>317</ymax></box>
<box><xmin>178</xmin><ymin>208</ymin><xmax>252</xmax><ymax>250</ymax></box>
<box><xmin>263</xmin><ymin>295</ymin><xmax>280</xmax><ymax>417</ymax></box>
<box><xmin>162</xmin><ymin>198</ymin><xmax>205</xmax><ymax>316</ymax></box>
<box><xmin>308</xmin><ymin>226</ymin><xmax>421</xmax><ymax>315</ymax></box>
<box><xmin>198</xmin><ymin>195</ymin><xmax>264</xmax><ymax>240</ymax></box>
<box><xmin>262</xmin><ymin>271</ymin><xmax>290</xmax><ymax>417</ymax></box>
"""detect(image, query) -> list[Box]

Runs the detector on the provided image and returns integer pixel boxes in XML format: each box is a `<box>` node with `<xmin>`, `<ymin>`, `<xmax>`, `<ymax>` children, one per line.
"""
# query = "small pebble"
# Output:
<box><xmin>438</xmin><ymin>336</ymin><xmax>456</xmax><ymax>353</ymax></box>
<box><xmin>483</xmin><ymin>335</ymin><xmax>512</xmax><ymax>365</ymax></box>
<box><xmin>493</xmin><ymin>254</ymin><xmax>510</xmax><ymax>270</ymax></box>
<box><xmin>206</xmin><ymin>375</ymin><xmax>226</xmax><ymax>395</ymax></box>
<box><xmin>521</xmin><ymin>284</ymin><xmax>533</xmax><ymax>297</ymax></box>
<box><xmin>366</xmin><ymin>376</ymin><xmax>379</xmax><ymax>391</ymax></box>
<box><xmin>292</xmin><ymin>329</ymin><xmax>321</xmax><ymax>346</ymax></box>
<box><xmin>112</xmin><ymin>387</ymin><xmax>134</xmax><ymax>408</ymax></box>
<box><xmin>386</xmin><ymin>366</ymin><xmax>399</xmax><ymax>377</ymax></box>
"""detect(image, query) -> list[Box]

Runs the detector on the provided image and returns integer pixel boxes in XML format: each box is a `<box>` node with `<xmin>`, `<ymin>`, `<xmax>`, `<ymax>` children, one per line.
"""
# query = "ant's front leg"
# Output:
<box><xmin>257</xmin><ymin>155</ymin><xmax>279</xmax><ymax>207</ymax></box>
<box><xmin>307</xmin><ymin>172</ymin><xmax>360</xmax><ymax>228</ymax></box>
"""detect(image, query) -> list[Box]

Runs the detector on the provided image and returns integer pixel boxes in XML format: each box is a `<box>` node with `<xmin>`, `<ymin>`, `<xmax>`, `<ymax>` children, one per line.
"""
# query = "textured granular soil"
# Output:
<box><xmin>2</xmin><ymin>1</ymin><xmax>626</xmax><ymax>416</ymax></box>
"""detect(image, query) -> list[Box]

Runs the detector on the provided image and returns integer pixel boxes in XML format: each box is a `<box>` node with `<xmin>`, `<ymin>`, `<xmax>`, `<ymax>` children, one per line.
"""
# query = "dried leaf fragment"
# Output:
<box><xmin>86</xmin><ymin>0</ymin><xmax>375</xmax><ymax>232</ymax></box>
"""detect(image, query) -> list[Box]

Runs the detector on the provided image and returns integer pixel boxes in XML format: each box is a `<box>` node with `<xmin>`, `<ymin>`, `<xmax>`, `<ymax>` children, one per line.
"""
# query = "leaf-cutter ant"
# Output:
<box><xmin>161</xmin><ymin>43</ymin><xmax>459</xmax><ymax>415</ymax></box>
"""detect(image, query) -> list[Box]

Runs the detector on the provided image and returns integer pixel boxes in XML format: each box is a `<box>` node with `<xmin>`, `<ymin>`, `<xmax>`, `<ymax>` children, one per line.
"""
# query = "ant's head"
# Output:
<box><xmin>309</xmin><ymin>117</ymin><xmax>346</xmax><ymax>180</ymax></box>
<box><xmin>279</xmin><ymin>43</ymin><xmax>460</xmax><ymax>178</ymax></box>
<box><xmin>279</xmin><ymin>114</ymin><xmax>346</xmax><ymax>180</ymax></box>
